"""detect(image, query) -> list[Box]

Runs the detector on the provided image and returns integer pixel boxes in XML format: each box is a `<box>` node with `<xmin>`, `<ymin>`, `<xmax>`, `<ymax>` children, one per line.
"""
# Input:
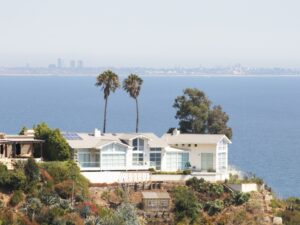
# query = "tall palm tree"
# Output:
<box><xmin>95</xmin><ymin>70</ymin><xmax>120</xmax><ymax>133</ymax></box>
<box><xmin>123</xmin><ymin>74</ymin><xmax>143</xmax><ymax>133</ymax></box>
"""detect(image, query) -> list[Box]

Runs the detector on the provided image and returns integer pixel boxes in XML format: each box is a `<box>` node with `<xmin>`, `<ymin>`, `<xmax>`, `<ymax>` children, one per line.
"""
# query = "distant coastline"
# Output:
<box><xmin>1</xmin><ymin>73</ymin><xmax>300</xmax><ymax>77</ymax></box>
<box><xmin>1</xmin><ymin>65</ymin><xmax>300</xmax><ymax>77</ymax></box>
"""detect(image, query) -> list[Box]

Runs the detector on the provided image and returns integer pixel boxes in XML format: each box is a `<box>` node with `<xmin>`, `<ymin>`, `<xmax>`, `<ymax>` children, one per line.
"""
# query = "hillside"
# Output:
<box><xmin>0</xmin><ymin>160</ymin><xmax>299</xmax><ymax>225</ymax></box>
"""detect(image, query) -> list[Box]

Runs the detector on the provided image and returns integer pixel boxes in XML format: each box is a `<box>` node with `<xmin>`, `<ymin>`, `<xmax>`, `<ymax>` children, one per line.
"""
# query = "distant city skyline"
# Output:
<box><xmin>0</xmin><ymin>0</ymin><xmax>300</xmax><ymax>67</ymax></box>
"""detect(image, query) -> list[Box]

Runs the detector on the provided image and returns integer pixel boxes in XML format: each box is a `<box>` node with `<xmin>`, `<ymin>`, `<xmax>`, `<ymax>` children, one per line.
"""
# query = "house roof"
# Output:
<box><xmin>65</xmin><ymin>133</ymin><xmax>124</xmax><ymax>149</ymax></box>
<box><xmin>162</xmin><ymin>133</ymin><xmax>231</xmax><ymax>145</ymax></box>
<box><xmin>142</xmin><ymin>192</ymin><xmax>170</xmax><ymax>199</ymax></box>
<box><xmin>0</xmin><ymin>134</ymin><xmax>44</xmax><ymax>144</ymax></box>
<box><xmin>65</xmin><ymin>132</ymin><xmax>167</xmax><ymax>149</ymax></box>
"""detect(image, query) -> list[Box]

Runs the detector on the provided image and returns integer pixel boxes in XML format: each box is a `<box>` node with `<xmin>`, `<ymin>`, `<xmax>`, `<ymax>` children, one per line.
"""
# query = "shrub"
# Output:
<box><xmin>232</xmin><ymin>192</ymin><xmax>250</xmax><ymax>205</ymax></box>
<box><xmin>173</xmin><ymin>186</ymin><xmax>200</xmax><ymax>223</ymax></box>
<box><xmin>24</xmin><ymin>158</ymin><xmax>40</xmax><ymax>184</ymax></box>
<box><xmin>116</xmin><ymin>203</ymin><xmax>139</xmax><ymax>225</ymax></box>
<box><xmin>9</xmin><ymin>190</ymin><xmax>24</xmax><ymax>206</ymax></box>
<box><xmin>55</xmin><ymin>180</ymin><xmax>74</xmax><ymax>199</ymax></box>
<box><xmin>148</xmin><ymin>168</ymin><xmax>155</xmax><ymax>172</ymax></box>
<box><xmin>114</xmin><ymin>188</ymin><xmax>125</xmax><ymax>201</ymax></box>
<box><xmin>0</xmin><ymin>164</ymin><xmax>27</xmax><ymax>191</ymax></box>
<box><xmin>182</xmin><ymin>169</ymin><xmax>191</xmax><ymax>175</ymax></box>
<box><xmin>186</xmin><ymin>177</ymin><xmax>224</xmax><ymax>197</ymax></box>
<box><xmin>204</xmin><ymin>200</ymin><xmax>224</xmax><ymax>216</ymax></box>
<box><xmin>23</xmin><ymin>197</ymin><xmax>43</xmax><ymax>221</ymax></box>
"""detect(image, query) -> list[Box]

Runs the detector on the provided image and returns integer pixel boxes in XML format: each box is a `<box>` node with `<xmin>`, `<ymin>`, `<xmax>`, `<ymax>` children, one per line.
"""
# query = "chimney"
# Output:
<box><xmin>94</xmin><ymin>128</ymin><xmax>101</xmax><ymax>137</ymax></box>
<box><xmin>172</xmin><ymin>128</ymin><xmax>180</xmax><ymax>136</ymax></box>
<box><xmin>24</xmin><ymin>129</ymin><xmax>35</xmax><ymax>137</ymax></box>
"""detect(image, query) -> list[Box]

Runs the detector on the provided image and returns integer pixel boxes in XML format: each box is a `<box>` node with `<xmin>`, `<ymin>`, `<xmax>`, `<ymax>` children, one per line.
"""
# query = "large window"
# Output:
<box><xmin>150</xmin><ymin>149</ymin><xmax>161</xmax><ymax>170</ymax></box>
<box><xmin>218</xmin><ymin>140</ymin><xmax>227</xmax><ymax>152</ymax></box>
<box><xmin>201</xmin><ymin>153</ymin><xmax>214</xmax><ymax>171</ymax></box>
<box><xmin>78</xmin><ymin>149</ymin><xmax>100</xmax><ymax>168</ymax></box>
<box><xmin>218</xmin><ymin>152</ymin><xmax>227</xmax><ymax>171</ymax></box>
<box><xmin>102</xmin><ymin>154</ymin><xmax>126</xmax><ymax>168</ymax></box>
<box><xmin>132</xmin><ymin>153</ymin><xmax>144</xmax><ymax>166</ymax></box>
<box><xmin>101</xmin><ymin>143</ymin><xmax>127</xmax><ymax>169</ymax></box>
<box><xmin>133</xmin><ymin>138</ymin><xmax>144</xmax><ymax>151</ymax></box>
<box><xmin>166</xmin><ymin>152</ymin><xmax>189</xmax><ymax>171</ymax></box>
<box><xmin>132</xmin><ymin>138</ymin><xmax>145</xmax><ymax>165</ymax></box>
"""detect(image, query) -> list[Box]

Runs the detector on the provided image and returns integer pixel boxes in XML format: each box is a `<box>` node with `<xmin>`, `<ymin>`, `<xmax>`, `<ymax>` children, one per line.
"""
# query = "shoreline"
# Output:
<box><xmin>1</xmin><ymin>73</ymin><xmax>300</xmax><ymax>78</ymax></box>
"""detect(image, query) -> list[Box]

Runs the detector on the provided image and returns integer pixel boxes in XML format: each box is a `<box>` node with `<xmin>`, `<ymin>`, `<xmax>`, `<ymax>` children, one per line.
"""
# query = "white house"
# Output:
<box><xmin>64</xmin><ymin>128</ymin><xmax>231</xmax><ymax>182</ymax></box>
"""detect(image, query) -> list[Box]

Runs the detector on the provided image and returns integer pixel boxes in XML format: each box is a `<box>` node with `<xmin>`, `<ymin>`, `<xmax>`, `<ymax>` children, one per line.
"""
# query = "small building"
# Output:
<box><xmin>142</xmin><ymin>192</ymin><xmax>171</xmax><ymax>212</ymax></box>
<box><xmin>0</xmin><ymin>130</ymin><xmax>44</xmax><ymax>169</ymax></box>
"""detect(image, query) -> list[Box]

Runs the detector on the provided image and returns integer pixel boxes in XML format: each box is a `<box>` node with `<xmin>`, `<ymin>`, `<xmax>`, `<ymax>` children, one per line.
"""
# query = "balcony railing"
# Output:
<box><xmin>79</xmin><ymin>161</ymin><xmax>100</xmax><ymax>168</ymax></box>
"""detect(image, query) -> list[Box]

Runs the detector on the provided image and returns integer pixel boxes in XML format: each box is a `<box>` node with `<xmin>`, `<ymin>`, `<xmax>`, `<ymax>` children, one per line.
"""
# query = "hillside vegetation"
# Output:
<box><xmin>0</xmin><ymin>160</ymin><xmax>299</xmax><ymax>225</ymax></box>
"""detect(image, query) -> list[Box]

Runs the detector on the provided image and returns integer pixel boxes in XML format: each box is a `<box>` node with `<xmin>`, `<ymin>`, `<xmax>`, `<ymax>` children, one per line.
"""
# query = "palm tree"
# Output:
<box><xmin>95</xmin><ymin>70</ymin><xmax>120</xmax><ymax>133</ymax></box>
<box><xmin>123</xmin><ymin>74</ymin><xmax>143</xmax><ymax>133</ymax></box>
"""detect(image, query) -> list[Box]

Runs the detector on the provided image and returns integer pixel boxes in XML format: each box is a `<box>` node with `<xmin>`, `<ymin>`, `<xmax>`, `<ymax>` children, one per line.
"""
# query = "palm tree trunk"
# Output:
<box><xmin>103</xmin><ymin>97</ymin><xmax>108</xmax><ymax>133</ymax></box>
<box><xmin>135</xmin><ymin>97</ymin><xmax>139</xmax><ymax>133</ymax></box>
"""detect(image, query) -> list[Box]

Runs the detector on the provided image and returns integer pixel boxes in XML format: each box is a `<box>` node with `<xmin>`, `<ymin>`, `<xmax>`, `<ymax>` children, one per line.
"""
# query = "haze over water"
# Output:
<box><xmin>0</xmin><ymin>75</ymin><xmax>299</xmax><ymax>198</ymax></box>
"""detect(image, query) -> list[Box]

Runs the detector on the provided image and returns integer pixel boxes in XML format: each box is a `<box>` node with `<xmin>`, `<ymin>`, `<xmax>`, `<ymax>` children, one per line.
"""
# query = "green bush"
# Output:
<box><xmin>182</xmin><ymin>169</ymin><xmax>192</xmax><ymax>175</ymax></box>
<box><xmin>186</xmin><ymin>177</ymin><xmax>224</xmax><ymax>197</ymax></box>
<box><xmin>204</xmin><ymin>199</ymin><xmax>224</xmax><ymax>216</ymax></box>
<box><xmin>0</xmin><ymin>163</ymin><xmax>27</xmax><ymax>191</ymax></box>
<box><xmin>9</xmin><ymin>190</ymin><xmax>24</xmax><ymax>207</ymax></box>
<box><xmin>148</xmin><ymin>168</ymin><xmax>155</xmax><ymax>172</ymax></box>
<box><xmin>24</xmin><ymin>158</ymin><xmax>40</xmax><ymax>184</ymax></box>
<box><xmin>173</xmin><ymin>186</ymin><xmax>200</xmax><ymax>223</ymax></box>
<box><xmin>232</xmin><ymin>192</ymin><xmax>250</xmax><ymax>205</ymax></box>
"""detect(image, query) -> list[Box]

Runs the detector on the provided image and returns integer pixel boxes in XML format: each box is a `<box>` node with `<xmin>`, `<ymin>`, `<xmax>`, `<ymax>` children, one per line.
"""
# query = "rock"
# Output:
<box><xmin>263</xmin><ymin>216</ymin><xmax>271</xmax><ymax>223</ymax></box>
<box><xmin>273</xmin><ymin>217</ymin><xmax>283</xmax><ymax>225</ymax></box>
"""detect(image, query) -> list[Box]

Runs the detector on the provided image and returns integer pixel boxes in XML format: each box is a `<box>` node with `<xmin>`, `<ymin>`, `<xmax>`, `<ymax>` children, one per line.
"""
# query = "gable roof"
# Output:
<box><xmin>162</xmin><ymin>133</ymin><xmax>231</xmax><ymax>145</ymax></box>
<box><xmin>64</xmin><ymin>132</ymin><xmax>167</xmax><ymax>149</ymax></box>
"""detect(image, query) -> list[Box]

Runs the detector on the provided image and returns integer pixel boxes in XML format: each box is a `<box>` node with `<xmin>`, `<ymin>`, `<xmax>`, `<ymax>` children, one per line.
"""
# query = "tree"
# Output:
<box><xmin>19</xmin><ymin>126</ymin><xmax>28</xmax><ymax>135</ymax></box>
<box><xmin>34</xmin><ymin>123</ymin><xmax>71</xmax><ymax>161</ymax></box>
<box><xmin>173</xmin><ymin>88</ymin><xmax>211</xmax><ymax>133</ymax></box>
<box><xmin>123</xmin><ymin>74</ymin><xmax>143</xmax><ymax>133</ymax></box>
<box><xmin>95</xmin><ymin>70</ymin><xmax>120</xmax><ymax>133</ymax></box>
<box><xmin>173</xmin><ymin>88</ymin><xmax>232</xmax><ymax>139</ymax></box>
<box><xmin>207</xmin><ymin>105</ymin><xmax>232</xmax><ymax>139</ymax></box>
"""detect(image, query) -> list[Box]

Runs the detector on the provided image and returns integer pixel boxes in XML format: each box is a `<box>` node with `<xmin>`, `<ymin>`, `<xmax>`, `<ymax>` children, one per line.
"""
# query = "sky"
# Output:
<box><xmin>0</xmin><ymin>0</ymin><xmax>299</xmax><ymax>68</ymax></box>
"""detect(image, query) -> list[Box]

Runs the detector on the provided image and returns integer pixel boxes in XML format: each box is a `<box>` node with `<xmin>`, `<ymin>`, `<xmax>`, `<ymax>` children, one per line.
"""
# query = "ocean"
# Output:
<box><xmin>0</xmin><ymin>75</ymin><xmax>299</xmax><ymax>198</ymax></box>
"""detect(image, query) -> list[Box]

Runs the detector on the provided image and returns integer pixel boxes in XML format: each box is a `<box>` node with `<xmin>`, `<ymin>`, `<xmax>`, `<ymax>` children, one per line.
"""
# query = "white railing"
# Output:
<box><xmin>79</xmin><ymin>161</ymin><xmax>100</xmax><ymax>168</ymax></box>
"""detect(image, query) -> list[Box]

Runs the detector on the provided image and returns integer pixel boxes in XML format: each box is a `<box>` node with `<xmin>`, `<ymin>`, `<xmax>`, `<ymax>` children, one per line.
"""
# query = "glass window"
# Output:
<box><xmin>201</xmin><ymin>153</ymin><xmax>214</xmax><ymax>171</ymax></box>
<box><xmin>102</xmin><ymin>154</ymin><xmax>126</xmax><ymax>168</ymax></box>
<box><xmin>133</xmin><ymin>138</ymin><xmax>144</xmax><ymax>151</ymax></box>
<box><xmin>166</xmin><ymin>152</ymin><xmax>189</xmax><ymax>171</ymax></box>
<box><xmin>78</xmin><ymin>151</ymin><xmax>100</xmax><ymax>167</ymax></box>
<box><xmin>218</xmin><ymin>140</ymin><xmax>227</xmax><ymax>152</ymax></box>
<box><xmin>218</xmin><ymin>152</ymin><xmax>226</xmax><ymax>171</ymax></box>
<box><xmin>150</xmin><ymin>152</ymin><xmax>161</xmax><ymax>170</ymax></box>
<box><xmin>132</xmin><ymin>153</ymin><xmax>144</xmax><ymax>165</ymax></box>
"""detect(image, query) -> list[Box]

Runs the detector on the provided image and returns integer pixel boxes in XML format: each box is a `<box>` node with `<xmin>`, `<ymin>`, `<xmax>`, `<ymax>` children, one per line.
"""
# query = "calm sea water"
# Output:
<box><xmin>0</xmin><ymin>75</ymin><xmax>300</xmax><ymax>198</ymax></box>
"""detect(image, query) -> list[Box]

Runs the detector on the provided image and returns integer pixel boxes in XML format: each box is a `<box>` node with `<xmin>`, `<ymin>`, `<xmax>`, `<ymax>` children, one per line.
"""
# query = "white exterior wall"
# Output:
<box><xmin>81</xmin><ymin>171</ymin><xmax>228</xmax><ymax>184</ymax></box>
<box><xmin>228</xmin><ymin>183</ymin><xmax>258</xmax><ymax>193</ymax></box>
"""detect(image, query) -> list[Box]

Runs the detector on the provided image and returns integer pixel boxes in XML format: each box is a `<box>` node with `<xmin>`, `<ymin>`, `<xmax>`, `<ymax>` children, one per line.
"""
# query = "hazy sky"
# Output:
<box><xmin>0</xmin><ymin>0</ymin><xmax>299</xmax><ymax>67</ymax></box>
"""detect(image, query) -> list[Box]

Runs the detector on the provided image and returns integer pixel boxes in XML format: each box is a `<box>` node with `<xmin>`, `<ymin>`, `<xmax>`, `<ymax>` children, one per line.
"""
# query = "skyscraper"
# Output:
<box><xmin>57</xmin><ymin>58</ymin><xmax>63</xmax><ymax>68</ymax></box>
<box><xmin>77</xmin><ymin>60</ymin><xmax>83</xmax><ymax>69</ymax></box>
<box><xmin>70</xmin><ymin>60</ymin><xmax>76</xmax><ymax>69</ymax></box>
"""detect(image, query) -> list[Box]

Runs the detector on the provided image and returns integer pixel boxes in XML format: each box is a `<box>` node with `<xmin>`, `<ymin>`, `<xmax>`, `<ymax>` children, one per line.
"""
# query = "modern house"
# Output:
<box><xmin>64</xmin><ymin>128</ymin><xmax>231</xmax><ymax>181</ymax></box>
<box><xmin>0</xmin><ymin>130</ymin><xmax>44</xmax><ymax>169</ymax></box>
